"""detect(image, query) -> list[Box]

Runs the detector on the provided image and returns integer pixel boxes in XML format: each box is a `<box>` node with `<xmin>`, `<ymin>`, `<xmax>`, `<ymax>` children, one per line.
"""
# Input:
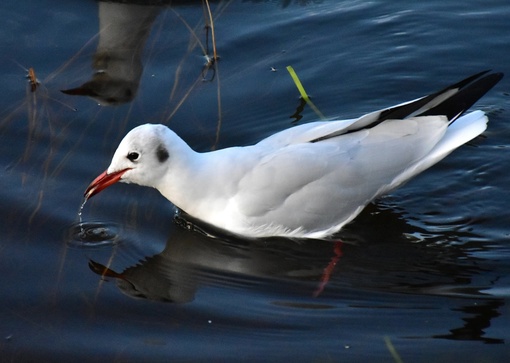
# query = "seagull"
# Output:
<box><xmin>85</xmin><ymin>71</ymin><xmax>503</xmax><ymax>239</ymax></box>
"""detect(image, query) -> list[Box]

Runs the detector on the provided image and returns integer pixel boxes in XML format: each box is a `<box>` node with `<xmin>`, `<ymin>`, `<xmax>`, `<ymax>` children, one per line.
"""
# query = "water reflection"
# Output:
<box><xmin>59</xmin><ymin>0</ymin><xmax>234</xmax><ymax>106</ymax></box>
<box><xmin>61</xmin><ymin>2</ymin><xmax>162</xmax><ymax>105</ymax></box>
<box><xmin>433</xmin><ymin>299</ymin><xmax>504</xmax><ymax>344</ymax></box>
<box><xmin>59</xmin><ymin>0</ymin><xmax>324</xmax><ymax>107</ymax></box>
<box><xmin>87</xmin><ymin>214</ymin><xmax>343</xmax><ymax>303</ymax></box>
<box><xmin>78</xmin><ymin>204</ymin><xmax>505</xmax><ymax>343</ymax></box>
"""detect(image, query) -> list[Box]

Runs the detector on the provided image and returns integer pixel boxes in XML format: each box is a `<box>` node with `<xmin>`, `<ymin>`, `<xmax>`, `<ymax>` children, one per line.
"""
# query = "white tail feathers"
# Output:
<box><xmin>430</xmin><ymin>110</ymin><xmax>488</xmax><ymax>159</ymax></box>
<box><xmin>390</xmin><ymin>110</ymin><xmax>487</xmax><ymax>188</ymax></box>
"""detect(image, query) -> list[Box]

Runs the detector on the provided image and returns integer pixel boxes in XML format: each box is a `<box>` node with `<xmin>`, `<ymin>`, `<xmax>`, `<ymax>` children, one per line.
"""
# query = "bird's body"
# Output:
<box><xmin>85</xmin><ymin>71</ymin><xmax>503</xmax><ymax>239</ymax></box>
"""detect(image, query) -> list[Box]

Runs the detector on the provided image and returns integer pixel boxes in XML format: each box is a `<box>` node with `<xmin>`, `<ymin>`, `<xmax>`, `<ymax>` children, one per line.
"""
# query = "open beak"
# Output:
<box><xmin>84</xmin><ymin>168</ymin><xmax>130</xmax><ymax>200</ymax></box>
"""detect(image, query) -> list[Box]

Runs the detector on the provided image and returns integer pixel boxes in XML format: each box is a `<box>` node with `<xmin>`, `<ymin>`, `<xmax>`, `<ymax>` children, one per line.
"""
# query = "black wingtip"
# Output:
<box><xmin>442</xmin><ymin>69</ymin><xmax>492</xmax><ymax>91</ymax></box>
<box><xmin>309</xmin><ymin>71</ymin><xmax>503</xmax><ymax>143</ymax></box>
<box><xmin>419</xmin><ymin>71</ymin><xmax>504</xmax><ymax>121</ymax></box>
<box><xmin>377</xmin><ymin>70</ymin><xmax>503</xmax><ymax>122</ymax></box>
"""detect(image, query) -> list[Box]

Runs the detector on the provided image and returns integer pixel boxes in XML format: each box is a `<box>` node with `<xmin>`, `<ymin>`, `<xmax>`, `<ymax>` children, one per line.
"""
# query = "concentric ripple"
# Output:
<box><xmin>67</xmin><ymin>222</ymin><xmax>120</xmax><ymax>247</ymax></box>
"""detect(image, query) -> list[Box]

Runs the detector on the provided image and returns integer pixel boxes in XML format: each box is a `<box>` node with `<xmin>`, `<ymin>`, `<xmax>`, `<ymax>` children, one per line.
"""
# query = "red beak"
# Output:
<box><xmin>84</xmin><ymin>168</ymin><xmax>130</xmax><ymax>200</ymax></box>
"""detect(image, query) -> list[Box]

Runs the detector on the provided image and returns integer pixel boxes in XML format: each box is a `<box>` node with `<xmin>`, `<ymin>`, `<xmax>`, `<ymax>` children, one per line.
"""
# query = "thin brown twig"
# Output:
<box><xmin>203</xmin><ymin>0</ymin><xmax>218</xmax><ymax>61</ymax></box>
<box><xmin>165</xmin><ymin>74</ymin><xmax>204</xmax><ymax>123</ymax></box>
<box><xmin>212</xmin><ymin>64</ymin><xmax>222</xmax><ymax>150</ymax></box>
<box><xmin>170</xmin><ymin>8</ymin><xmax>207</xmax><ymax>55</ymax></box>
<box><xmin>203</xmin><ymin>0</ymin><xmax>223</xmax><ymax>149</ymax></box>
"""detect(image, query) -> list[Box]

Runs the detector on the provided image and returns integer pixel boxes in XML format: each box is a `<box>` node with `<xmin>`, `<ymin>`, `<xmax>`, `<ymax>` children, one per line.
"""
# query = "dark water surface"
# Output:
<box><xmin>1</xmin><ymin>1</ymin><xmax>510</xmax><ymax>361</ymax></box>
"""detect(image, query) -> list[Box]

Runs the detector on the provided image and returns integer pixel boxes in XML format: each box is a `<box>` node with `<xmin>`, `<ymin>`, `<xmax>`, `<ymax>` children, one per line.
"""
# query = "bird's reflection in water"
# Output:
<box><xmin>89</xmin><ymin>212</ymin><xmax>345</xmax><ymax>303</ymax></box>
<box><xmin>86</xmin><ymin>203</ymin><xmax>505</xmax><ymax>343</ymax></box>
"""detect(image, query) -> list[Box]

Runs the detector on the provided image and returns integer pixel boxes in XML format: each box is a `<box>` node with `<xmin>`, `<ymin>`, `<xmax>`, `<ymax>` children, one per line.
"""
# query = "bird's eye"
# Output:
<box><xmin>127</xmin><ymin>152</ymin><xmax>140</xmax><ymax>162</ymax></box>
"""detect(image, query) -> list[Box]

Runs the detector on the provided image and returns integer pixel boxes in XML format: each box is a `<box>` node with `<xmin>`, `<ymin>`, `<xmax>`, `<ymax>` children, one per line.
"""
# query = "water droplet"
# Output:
<box><xmin>78</xmin><ymin>198</ymin><xmax>88</xmax><ymax>235</ymax></box>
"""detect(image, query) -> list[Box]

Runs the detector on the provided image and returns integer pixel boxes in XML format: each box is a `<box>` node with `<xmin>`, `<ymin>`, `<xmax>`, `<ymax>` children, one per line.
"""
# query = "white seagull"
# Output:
<box><xmin>85</xmin><ymin>71</ymin><xmax>503</xmax><ymax>239</ymax></box>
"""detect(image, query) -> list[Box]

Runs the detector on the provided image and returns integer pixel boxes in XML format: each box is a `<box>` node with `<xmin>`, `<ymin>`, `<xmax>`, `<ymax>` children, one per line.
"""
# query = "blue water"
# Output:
<box><xmin>1</xmin><ymin>0</ymin><xmax>510</xmax><ymax>361</ymax></box>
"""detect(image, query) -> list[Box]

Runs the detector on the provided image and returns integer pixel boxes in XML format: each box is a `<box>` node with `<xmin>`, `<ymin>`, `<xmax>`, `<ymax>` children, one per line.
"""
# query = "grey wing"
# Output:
<box><xmin>235</xmin><ymin>117</ymin><xmax>447</xmax><ymax>233</ymax></box>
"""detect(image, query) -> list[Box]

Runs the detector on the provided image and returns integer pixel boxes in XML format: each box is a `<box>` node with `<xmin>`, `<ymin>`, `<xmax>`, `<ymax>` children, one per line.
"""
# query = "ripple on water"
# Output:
<box><xmin>67</xmin><ymin>222</ymin><xmax>120</xmax><ymax>248</ymax></box>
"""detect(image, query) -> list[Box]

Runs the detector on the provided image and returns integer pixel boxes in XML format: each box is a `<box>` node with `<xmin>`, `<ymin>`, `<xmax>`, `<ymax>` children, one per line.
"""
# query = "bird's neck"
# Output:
<box><xmin>155</xmin><ymin>145</ymin><xmax>248</xmax><ymax>227</ymax></box>
<box><xmin>154</xmin><ymin>141</ymin><xmax>210</xmax><ymax>216</ymax></box>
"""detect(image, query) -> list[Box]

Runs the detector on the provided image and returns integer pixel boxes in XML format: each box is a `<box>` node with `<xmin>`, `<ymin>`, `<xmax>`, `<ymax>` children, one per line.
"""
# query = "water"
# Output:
<box><xmin>1</xmin><ymin>0</ymin><xmax>510</xmax><ymax>361</ymax></box>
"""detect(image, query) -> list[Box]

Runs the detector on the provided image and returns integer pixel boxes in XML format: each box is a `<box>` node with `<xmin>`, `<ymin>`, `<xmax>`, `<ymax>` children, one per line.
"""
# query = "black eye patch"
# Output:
<box><xmin>127</xmin><ymin>152</ymin><xmax>139</xmax><ymax>162</ymax></box>
<box><xmin>156</xmin><ymin>145</ymin><xmax>169</xmax><ymax>163</ymax></box>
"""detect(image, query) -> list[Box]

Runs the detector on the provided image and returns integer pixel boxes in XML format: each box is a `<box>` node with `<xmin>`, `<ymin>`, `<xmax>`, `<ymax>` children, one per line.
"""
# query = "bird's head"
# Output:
<box><xmin>84</xmin><ymin>124</ymin><xmax>172</xmax><ymax>200</ymax></box>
